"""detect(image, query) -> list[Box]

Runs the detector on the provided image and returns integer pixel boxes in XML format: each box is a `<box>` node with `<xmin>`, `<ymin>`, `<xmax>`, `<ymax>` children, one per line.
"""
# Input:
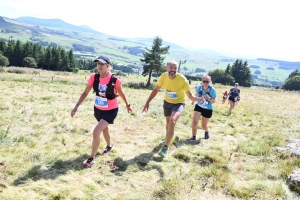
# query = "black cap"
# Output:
<box><xmin>93</xmin><ymin>55</ymin><xmax>110</xmax><ymax>64</ymax></box>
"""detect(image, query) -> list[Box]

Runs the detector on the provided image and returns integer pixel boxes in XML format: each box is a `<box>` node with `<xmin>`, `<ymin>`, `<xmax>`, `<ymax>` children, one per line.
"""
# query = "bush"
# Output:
<box><xmin>282</xmin><ymin>76</ymin><xmax>300</xmax><ymax>91</ymax></box>
<box><xmin>0</xmin><ymin>54</ymin><xmax>9</xmax><ymax>66</ymax></box>
<box><xmin>250</xmin><ymin>65</ymin><xmax>260</xmax><ymax>69</ymax></box>
<box><xmin>7</xmin><ymin>68</ymin><xmax>26</xmax><ymax>74</ymax></box>
<box><xmin>125</xmin><ymin>82</ymin><xmax>156</xmax><ymax>90</ymax></box>
<box><xmin>73</xmin><ymin>68</ymin><xmax>79</xmax><ymax>73</ymax></box>
<box><xmin>32</xmin><ymin>71</ymin><xmax>40</xmax><ymax>75</ymax></box>
<box><xmin>22</xmin><ymin>57</ymin><xmax>37</xmax><ymax>68</ymax></box>
<box><xmin>274</xmin><ymin>86</ymin><xmax>280</xmax><ymax>89</ymax></box>
<box><xmin>254</xmin><ymin>70</ymin><xmax>261</xmax><ymax>75</ymax></box>
<box><xmin>0</xmin><ymin>67</ymin><xmax>5</xmax><ymax>73</ymax></box>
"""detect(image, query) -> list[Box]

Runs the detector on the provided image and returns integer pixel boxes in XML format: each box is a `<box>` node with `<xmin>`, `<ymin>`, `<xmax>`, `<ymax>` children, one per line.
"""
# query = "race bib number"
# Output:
<box><xmin>197</xmin><ymin>100</ymin><xmax>208</xmax><ymax>108</ymax></box>
<box><xmin>166</xmin><ymin>91</ymin><xmax>177</xmax><ymax>99</ymax></box>
<box><xmin>95</xmin><ymin>96</ymin><xmax>108</xmax><ymax>108</ymax></box>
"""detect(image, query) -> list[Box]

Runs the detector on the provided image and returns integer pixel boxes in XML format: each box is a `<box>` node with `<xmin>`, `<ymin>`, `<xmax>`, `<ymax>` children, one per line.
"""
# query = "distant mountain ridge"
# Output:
<box><xmin>15</xmin><ymin>16</ymin><xmax>101</xmax><ymax>34</ymax></box>
<box><xmin>0</xmin><ymin>15</ymin><xmax>298</xmax><ymax>85</ymax></box>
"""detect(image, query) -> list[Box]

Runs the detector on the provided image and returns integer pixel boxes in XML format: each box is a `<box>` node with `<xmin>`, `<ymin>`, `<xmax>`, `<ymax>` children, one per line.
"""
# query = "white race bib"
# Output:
<box><xmin>166</xmin><ymin>91</ymin><xmax>177</xmax><ymax>99</ymax></box>
<box><xmin>95</xmin><ymin>96</ymin><xmax>108</xmax><ymax>108</ymax></box>
<box><xmin>197</xmin><ymin>100</ymin><xmax>208</xmax><ymax>108</ymax></box>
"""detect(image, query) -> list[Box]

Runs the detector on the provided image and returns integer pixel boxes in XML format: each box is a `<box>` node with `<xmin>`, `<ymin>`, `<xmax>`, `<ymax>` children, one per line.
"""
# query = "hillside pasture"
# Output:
<box><xmin>0</xmin><ymin>72</ymin><xmax>300</xmax><ymax>199</ymax></box>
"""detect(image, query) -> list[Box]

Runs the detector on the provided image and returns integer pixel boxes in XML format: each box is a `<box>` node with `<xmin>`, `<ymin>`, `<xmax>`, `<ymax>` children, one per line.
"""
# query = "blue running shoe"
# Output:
<box><xmin>158</xmin><ymin>146</ymin><xmax>168</xmax><ymax>157</ymax></box>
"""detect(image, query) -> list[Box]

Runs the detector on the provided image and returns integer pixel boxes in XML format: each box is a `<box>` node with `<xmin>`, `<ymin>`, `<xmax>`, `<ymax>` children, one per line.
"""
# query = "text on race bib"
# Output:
<box><xmin>95</xmin><ymin>96</ymin><xmax>108</xmax><ymax>108</ymax></box>
<box><xmin>166</xmin><ymin>91</ymin><xmax>177</xmax><ymax>99</ymax></box>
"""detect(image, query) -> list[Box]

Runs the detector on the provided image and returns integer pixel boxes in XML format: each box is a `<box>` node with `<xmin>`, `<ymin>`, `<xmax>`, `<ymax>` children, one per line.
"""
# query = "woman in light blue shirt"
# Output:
<box><xmin>188</xmin><ymin>75</ymin><xmax>216</xmax><ymax>140</ymax></box>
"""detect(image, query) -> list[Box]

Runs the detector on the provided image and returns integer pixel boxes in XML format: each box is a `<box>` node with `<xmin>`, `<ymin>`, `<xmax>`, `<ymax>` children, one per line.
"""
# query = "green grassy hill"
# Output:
<box><xmin>0</xmin><ymin>71</ymin><xmax>299</xmax><ymax>199</ymax></box>
<box><xmin>0</xmin><ymin>16</ymin><xmax>299</xmax><ymax>85</ymax></box>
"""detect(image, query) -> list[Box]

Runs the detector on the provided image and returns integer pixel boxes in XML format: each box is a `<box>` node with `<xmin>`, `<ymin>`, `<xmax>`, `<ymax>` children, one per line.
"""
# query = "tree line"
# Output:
<box><xmin>208</xmin><ymin>60</ymin><xmax>252</xmax><ymax>87</ymax></box>
<box><xmin>0</xmin><ymin>39</ymin><xmax>140</xmax><ymax>74</ymax></box>
<box><xmin>0</xmin><ymin>39</ymin><xmax>77</xmax><ymax>71</ymax></box>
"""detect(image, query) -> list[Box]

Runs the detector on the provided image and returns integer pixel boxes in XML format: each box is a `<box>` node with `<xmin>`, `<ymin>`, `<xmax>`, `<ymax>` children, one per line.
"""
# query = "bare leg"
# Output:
<box><xmin>102</xmin><ymin>126</ymin><xmax>111</xmax><ymax>146</ymax></box>
<box><xmin>229</xmin><ymin>100</ymin><xmax>235</xmax><ymax>114</ymax></box>
<box><xmin>90</xmin><ymin>119</ymin><xmax>109</xmax><ymax>158</ymax></box>
<box><xmin>192</xmin><ymin>111</ymin><xmax>201</xmax><ymax>137</ymax></box>
<box><xmin>164</xmin><ymin>116</ymin><xmax>170</xmax><ymax>142</ymax></box>
<box><xmin>201</xmin><ymin>117</ymin><xmax>210</xmax><ymax>132</ymax></box>
<box><xmin>165</xmin><ymin>111</ymin><xmax>181</xmax><ymax>146</ymax></box>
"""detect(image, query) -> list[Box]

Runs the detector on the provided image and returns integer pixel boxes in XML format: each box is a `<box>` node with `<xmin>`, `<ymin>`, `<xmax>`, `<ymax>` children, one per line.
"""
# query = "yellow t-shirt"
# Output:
<box><xmin>157</xmin><ymin>72</ymin><xmax>191</xmax><ymax>104</ymax></box>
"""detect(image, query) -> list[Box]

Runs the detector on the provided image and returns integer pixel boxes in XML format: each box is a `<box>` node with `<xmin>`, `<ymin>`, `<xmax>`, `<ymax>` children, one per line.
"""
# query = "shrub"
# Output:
<box><xmin>250</xmin><ymin>65</ymin><xmax>260</xmax><ymax>69</ymax></box>
<box><xmin>73</xmin><ymin>68</ymin><xmax>79</xmax><ymax>73</ymax></box>
<box><xmin>254</xmin><ymin>70</ymin><xmax>261</xmax><ymax>75</ymax></box>
<box><xmin>125</xmin><ymin>82</ymin><xmax>156</xmax><ymax>90</ymax></box>
<box><xmin>0</xmin><ymin>67</ymin><xmax>5</xmax><ymax>73</ymax></box>
<box><xmin>0</xmin><ymin>54</ymin><xmax>9</xmax><ymax>66</ymax></box>
<box><xmin>7</xmin><ymin>68</ymin><xmax>26</xmax><ymax>74</ymax></box>
<box><xmin>32</xmin><ymin>71</ymin><xmax>40</xmax><ymax>75</ymax></box>
<box><xmin>22</xmin><ymin>57</ymin><xmax>37</xmax><ymax>68</ymax></box>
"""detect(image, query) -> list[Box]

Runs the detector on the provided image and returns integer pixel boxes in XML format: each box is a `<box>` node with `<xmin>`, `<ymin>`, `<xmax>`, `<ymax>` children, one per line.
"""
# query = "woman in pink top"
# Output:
<box><xmin>70</xmin><ymin>55</ymin><xmax>132</xmax><ymax>167</ymax></box>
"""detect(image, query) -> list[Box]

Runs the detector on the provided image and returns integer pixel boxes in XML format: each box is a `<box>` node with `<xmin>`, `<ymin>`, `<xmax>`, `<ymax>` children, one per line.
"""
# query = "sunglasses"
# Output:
<box><xmin>202</xmin><ymin>80</ymin><xmax>209</xmax><ymax>83</ymax></box>
<box><xmin>97</xmin><ymin>62</ymin><xmax>106</xmax><ymax>66</ymax></box>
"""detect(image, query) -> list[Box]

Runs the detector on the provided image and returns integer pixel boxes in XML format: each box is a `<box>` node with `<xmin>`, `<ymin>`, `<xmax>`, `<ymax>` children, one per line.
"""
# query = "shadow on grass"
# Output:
<box><xmin>222</xmin><ymin>112</ymin><xmax>231</xmax><ymax>116</ymax></box>
<box><xmin>13</xmin><ymin>154</ymin><xmax>88</xmax><ymax>185</ymax></box>
<box><xmin>110</xmin><ymin>143</ymin><xmax>165</xmax><ymax>177</ymax></box>
<box><xmin>110</xmin><ymin>137</ymin><xmax>201</xmax><ymax>177</ymax></box>
<box><xmin>172</xmin><ymin>136</ymin><xmax>201</xmax><ymax>149</ymax></box>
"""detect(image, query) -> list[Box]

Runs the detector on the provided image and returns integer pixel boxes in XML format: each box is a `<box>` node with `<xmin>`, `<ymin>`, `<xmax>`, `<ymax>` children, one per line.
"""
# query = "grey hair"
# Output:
<box><xmin>167</xmin><ymin>60</ymin><xmax>178</xmax><ymax>67</ymax></box>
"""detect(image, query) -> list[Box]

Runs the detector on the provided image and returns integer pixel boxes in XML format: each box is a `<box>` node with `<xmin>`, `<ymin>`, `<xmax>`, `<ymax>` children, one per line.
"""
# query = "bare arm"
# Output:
<box><xmin>70</xmin><ymin>84</ymin><xmax>92</xmax><ymax>117</ymax></box>
<box><xmin>116</xmin><ymin>84</ymin><xmax>132</xmax><ymax>113</ymax></box>
<box><xmin>142</xmin><ymin>85</ymin><xmax>161</xmax><ymax>113</ymax></box>
<box><xmin>186</xmin><ymin>90</ymin><xmax>205</xmax><ymax>102</ymax></box>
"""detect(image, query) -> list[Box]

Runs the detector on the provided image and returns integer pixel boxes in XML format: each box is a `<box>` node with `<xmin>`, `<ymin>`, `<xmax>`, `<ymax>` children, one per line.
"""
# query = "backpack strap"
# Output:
<box><xmin>93</xmin><ymin>73</ymin><xmax>100</xmax><ymax>96</ymax></box>
<box><xmin>105</xmin><ymin>74</ymin><xmax>119</xmax><ymax>98</ymax></box>
<box><xmin>199</xmin><ymin>84</ymin><xmax>211</xmax><ymax>96</ymax></box>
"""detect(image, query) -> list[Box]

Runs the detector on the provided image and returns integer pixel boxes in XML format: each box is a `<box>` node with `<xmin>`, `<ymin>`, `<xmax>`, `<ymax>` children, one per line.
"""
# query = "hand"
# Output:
<box><xmin>70</xmin><ymin>107</ymin><xmax>77</xmax><ymax>117</ymax></box>
<box><xmin>142</xmin><ymin>103</ymin><xmax>149</xmax><ymax>113</ymax></box>
<box><xmin>205</xmin><ymin>94</ymin><xmax>210</xmax><ymax>100</ymax></box>
<box><xmin>199</xmin><ymin>96</ymin><xmax>206</xmax><ymax>103</ymax></box>
<box><xmin>127</xmin><ymin>105</ymin><xmax>132</xmax><ymax>113</ymax></box>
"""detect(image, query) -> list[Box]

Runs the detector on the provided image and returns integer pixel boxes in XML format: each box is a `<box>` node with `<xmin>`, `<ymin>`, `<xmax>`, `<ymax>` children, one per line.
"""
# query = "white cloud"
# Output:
<box><xmin>1</xmin><ymin>0</ymin><xmax>300</xmax><ymax>61</ymax></box>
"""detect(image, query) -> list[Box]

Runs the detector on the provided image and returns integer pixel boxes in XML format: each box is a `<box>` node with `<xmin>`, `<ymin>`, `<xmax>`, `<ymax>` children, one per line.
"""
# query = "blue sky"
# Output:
<box><xmin>0</xmin><ymin>0</ymin><xmax>300</xmax><ymax>61</ymax></box>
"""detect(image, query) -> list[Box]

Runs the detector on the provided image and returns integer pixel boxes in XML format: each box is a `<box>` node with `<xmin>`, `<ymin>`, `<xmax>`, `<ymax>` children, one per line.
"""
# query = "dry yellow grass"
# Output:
<box><xmin>0</xmin><ymin>72</ymin><xmax>299</xmax><ymax>199</ymax></box>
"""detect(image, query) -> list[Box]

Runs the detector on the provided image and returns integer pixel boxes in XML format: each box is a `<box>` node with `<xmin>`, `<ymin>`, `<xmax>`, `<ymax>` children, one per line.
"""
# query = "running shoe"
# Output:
<box><xmin>158</xmin><ymin>146</ymin><xmax>168</xmax><ymax>157</ymax></box>
<box><xmin>187</xmin><ymin>136</ymin><xmax>196</xmax><ymax>141</ymax></box>
<box><xmin>84</xmin><ymin>157</ymin><xmax>94</xmax><ymax>168</ymax></box>
<box><xmin>102</xmin><ymin>145</ymin><xmax>114</xmax><ymax>155</ymax></box>
<box><xmin>204</xmin><ymin>132</ymin><xmax>210</xmax><ymax>139</ymax></box>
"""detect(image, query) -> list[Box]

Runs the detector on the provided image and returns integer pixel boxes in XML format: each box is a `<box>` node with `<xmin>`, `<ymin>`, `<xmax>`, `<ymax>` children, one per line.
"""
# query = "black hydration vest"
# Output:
<box><xmin>93</xmin><ymin>73</ymin><xmax>118</xmax><ymax>100</ymax></box>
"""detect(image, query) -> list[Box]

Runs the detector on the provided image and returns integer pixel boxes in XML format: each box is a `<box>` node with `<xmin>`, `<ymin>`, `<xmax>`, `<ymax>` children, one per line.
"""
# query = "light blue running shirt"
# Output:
<box><xmin>195</xmin><ymin>85</ymin><xmax>217</xmax><ymax>110</ymax></box>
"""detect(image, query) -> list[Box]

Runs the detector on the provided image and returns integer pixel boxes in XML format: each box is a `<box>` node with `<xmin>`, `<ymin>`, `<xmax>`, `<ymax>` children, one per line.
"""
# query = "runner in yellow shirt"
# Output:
<box><xmin>142</xmin><ymin>60</ymin><xmax>207</xmax><ymax>157</ymax></box>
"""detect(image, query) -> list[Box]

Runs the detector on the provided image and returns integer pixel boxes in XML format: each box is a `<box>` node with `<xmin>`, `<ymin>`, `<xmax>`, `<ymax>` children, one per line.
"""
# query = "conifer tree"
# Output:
<box><xmin>140</xmin><ymin>36</ymin><xmax>170</xmax><ymax>87</ymax></box>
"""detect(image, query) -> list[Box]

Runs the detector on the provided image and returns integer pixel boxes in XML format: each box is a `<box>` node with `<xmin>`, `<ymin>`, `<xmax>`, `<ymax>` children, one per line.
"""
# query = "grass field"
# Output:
<box><xmin>0</xmin><ymin>71</ymin><xmax>300</xmax><ymax>199</ymax></box>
